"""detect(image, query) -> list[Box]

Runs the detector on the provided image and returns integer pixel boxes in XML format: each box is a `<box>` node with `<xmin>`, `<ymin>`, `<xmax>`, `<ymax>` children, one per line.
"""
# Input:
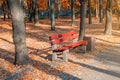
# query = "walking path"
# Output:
<box><xmin>68</xmin><ymin>43</ymin><xmax>120</xmax><ymax>80</ymax></box>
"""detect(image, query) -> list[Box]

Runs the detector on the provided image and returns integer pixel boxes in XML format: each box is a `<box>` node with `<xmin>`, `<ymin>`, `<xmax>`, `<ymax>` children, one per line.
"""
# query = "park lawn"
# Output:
<box><xmin>0</xmin><ymin>17</ymin><xmax>120</xmax><ymax>80</ymax></box>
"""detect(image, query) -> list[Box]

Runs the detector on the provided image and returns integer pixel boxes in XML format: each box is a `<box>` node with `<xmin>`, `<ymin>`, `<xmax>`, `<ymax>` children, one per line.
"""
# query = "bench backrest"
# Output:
<box><xmin>49</xmin><ymin>31</ymin><xmax>78</xmax><ymax>45</ymax></box>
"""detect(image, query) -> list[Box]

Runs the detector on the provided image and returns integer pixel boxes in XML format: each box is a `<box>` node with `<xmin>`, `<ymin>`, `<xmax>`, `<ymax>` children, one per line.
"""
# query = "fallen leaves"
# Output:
<box><xmin>0</xmin><ymin>17</ymin><xmax>120</xmax><ymax>80</ymax></box>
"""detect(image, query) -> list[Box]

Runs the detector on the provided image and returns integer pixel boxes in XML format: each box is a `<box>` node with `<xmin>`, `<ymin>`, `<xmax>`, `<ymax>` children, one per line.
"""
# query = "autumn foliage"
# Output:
<box><xmin>0</xmin><ymin>0</ymin><xmax>120</xmax><ymax>16</ymax></box>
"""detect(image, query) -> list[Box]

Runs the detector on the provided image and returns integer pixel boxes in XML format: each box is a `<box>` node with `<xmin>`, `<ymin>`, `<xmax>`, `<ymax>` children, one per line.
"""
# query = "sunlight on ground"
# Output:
<box><xmin>0</xmin><ymin>17</ymin><xmax>120</xmax><ymax>79</ymax></box>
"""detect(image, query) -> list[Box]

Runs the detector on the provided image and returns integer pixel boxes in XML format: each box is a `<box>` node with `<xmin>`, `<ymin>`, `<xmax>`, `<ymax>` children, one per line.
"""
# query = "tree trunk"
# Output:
<box><xmin>33</xmin><ymin>0</ymin><xmax>39</xmax><ymax>25</ymax></box>
<box><xmin>95</xmin><ymin>0</ymin><xmax>99</xmax><ymax>19</ymax></box>
<box><xmin>57</xmin><ymin>0</ymin><xmax>61</xmax><ymax>18</ymax></box>
<box><xmin>71</xmin><ymin>0</ymin><xmax>75</xmax><ymax>26</ymax></box>
<box><xmin>104</xmin><ymin>0</ymin><xmax>112</xmax><ymax>35</ymax></box>
<box><xmin>7</xmin><ymin>0</ymin><xmax>28</xmax><ymax>65</ymax></box>
<box><xmin>29</xmin><ymin>10</ymin><xmax>33</xmax><ymax>22</ymax></box>
<box><xmin>3</xmin><ymin>13</ymin><xmax>6</xmax><ymax>21</ymax></box>
<box><xmin>34</xmin><ymin>7</ymin><xmax>39</xmax><ymax>25</ymax></box>
<box><xmin>7</xmin><ymin>11</ymin><xmax>11</xmax><ymax>19</ymax></box>
<box><xmin>117</xmin><ymin>10</ymin><xmax>120</xmax><ymax>21</ymax></box>
<box><xmin>114</xmin><ymin>0</ymin><xmax>120</xmax><ymax>20</ymax></box>
<box><xmin>103</xmin><ymin>9</ymin><xmax>105</xmax><ymax>19</ymax></box>
<box><xmin>47</xmin><ymin>0</ymin><xmax>51</xmax><ymax>19</ymax></box>
<box><xmin>2</xmin><ymin>1</ymin><xmax>7</xmax><ymax>21</ymax></box>
<box><xmin>99</xmin><ymin>0</ymin><xmax>103</xmax><ymax>22</ymax></box>
<box><xmin>50</xmin><ymin>0</ymin><xmax>55</xmax><ymax>31</ymax></box>
<box><xmin>29</xmin><ymin>0</ymin><xmax>34</xmax><ymax>22</ymax></box>
<box><xmin>88</xmin><ymin>0</ymin><xmax>92</xmax><ymax>24</ymax></box>
<box><xmin>79</xmin><ymin>0</ymin><xmax>86</xmax><ymax>40</ymax></box>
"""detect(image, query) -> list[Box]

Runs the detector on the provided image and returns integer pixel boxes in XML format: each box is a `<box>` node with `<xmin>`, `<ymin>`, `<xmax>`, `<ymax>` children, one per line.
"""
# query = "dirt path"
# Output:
<box><xmin>77</xmin><ymin>43</ymin><xmax>120</xmax><ymax>80</ymax></box>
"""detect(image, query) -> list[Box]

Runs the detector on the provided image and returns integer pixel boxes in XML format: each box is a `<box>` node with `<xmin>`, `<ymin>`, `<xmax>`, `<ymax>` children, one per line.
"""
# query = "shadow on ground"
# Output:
<box><xmin>69</xmin><ymin>60</ymin><xmax>120</xmax><ymax>78</ymax></box>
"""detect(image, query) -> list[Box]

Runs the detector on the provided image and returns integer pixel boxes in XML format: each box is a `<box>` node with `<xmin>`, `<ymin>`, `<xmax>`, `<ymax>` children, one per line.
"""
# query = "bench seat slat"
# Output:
<box><xmin>53</xmin><ymin>46</ymin><xmax>69</xmax><ymax>52</ymax></box>
<box><xmin>49</xmin><ymin>31</ymin><xmax>77</xmax><ymax>40</ymax></box>
<box><xmin>53</xmin><ymin>40</ymin><xmax>87</xmax><ymax>52</ymax></box>
<box><xmin>51</xmin><ymin>34</ymin><xmax>78</xmax><ymax>45</ymax></box>
<box><xmin>65</xmin><ymin>40</ymin><xmax>87</xmax><ymax>48</ymax></box>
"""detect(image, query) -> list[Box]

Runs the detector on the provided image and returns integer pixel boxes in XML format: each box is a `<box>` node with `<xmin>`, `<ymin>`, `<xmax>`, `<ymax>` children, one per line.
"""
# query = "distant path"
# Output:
<box><xmin>79</xmin><ymin>43</ymin><xmax>120</xmax><ymax>80</ymax></box>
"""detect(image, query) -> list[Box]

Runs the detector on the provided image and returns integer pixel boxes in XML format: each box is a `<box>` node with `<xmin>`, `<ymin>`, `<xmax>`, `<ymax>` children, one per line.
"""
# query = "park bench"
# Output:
<box><xmin>49</xmin><ymin>31</ymin><xmax>88</xmax><ymax>62</ymax></box>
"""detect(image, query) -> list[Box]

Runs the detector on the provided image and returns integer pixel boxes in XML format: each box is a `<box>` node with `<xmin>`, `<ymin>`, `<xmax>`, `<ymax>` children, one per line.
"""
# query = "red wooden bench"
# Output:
<box><xmin>49</xmin><ymin>31</ymin><xmax>88</xmax><ymax>62</ymax></box>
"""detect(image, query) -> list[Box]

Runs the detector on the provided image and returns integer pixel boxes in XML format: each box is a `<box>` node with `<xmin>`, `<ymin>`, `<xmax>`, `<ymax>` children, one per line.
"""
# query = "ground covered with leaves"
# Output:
<box><xmin>0</xmin><ymin>17</ymin><xmax>120</xmax><ymax>80</ymax></box>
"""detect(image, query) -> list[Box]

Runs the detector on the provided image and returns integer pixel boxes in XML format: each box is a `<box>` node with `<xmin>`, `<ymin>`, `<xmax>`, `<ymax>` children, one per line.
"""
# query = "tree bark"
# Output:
<box><xmin>57</xmin><ymin>0</ymin><xmax>61</xmax><ymax>18</ymax></box>
<box><xmin>33</xmin><ymin>0</ymin><xmax>39</xmax><ymax>25</ymax></box>
<box><xmin>79</xmin><ymin>0</ymin><xmax>86</xmax><ymax>40</ymax></box>
<box><xmin>116</xmin><ymin>0</ymin><xmax>120</xmax><ymax>21</ymax></box>
<box><xmin>2</xmin><ymin>1</ymin><xmax>7</xmax><ymax>21</ymax></box>
<box><xmin>99</xmin><ymin>0</ymin><xmax>103</xmax><ymax>22</ymax></box>
<box><xmin>50</xmin><ymin>0</ymin><xmax>55</xmax><ymax>31</ymax></box>
<box><xmin>7</xmin><ymin>0</ymin><xmax>28</xmax><ymax>65</ymax></box>
<box><xmin>104</xmin><ymin>0</ymin><xmax>112</xmax><ymax>35</ymax></box>
<box><xmin>71</xmin><ymin>0</ymin><xmax>75</xmax><ymax>26</ymax></box>
<box><xmin>88</xmin><ymin>0</ymin><xmax>92</xmax><ymax>24</ymax></box>
<box><xmin>95</xmin><ymin>0</ymin><xmax>99</xmax><ymax>19</ymax></box>
<box><xmin>28</xmin><ymin>0</ymin><xmax>34</xmax><ymax>22</ymax></box>
<box><xmin>117</xmin><ymin>10</ymin><xmax>120</xmax><ymax>21</ymax></box>
<box><xmin>47</xmin><ymin>0</ymin><xmax>51</xmax><ymax>19</ymax></box>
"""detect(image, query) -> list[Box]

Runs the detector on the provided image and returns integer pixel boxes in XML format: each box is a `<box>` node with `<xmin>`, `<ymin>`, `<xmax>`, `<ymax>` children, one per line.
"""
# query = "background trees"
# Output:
<box><xmin>0</xmin><ymin>0</ymin><xmax>119</xmax><ymax>22</ymax></box>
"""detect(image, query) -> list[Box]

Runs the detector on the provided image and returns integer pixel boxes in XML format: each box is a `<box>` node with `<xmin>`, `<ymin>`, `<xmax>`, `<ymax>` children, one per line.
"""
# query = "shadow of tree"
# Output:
<box><xmin>112</xmin><ymin>31</ymin><xmax>120</xmax><ymax>37</ymax></box>
<box><xmin>26</xmin><ymin>32</ymin><xmax>49</xmax><ymax>42</ymax></box>
<box><xmin>0</xmin><ymin>37</ymin><xmax>52</xmax><ymax>62</ymax></box>
<box><xmin>29</xmin><ymin>59</ymin><xmax>81</xmax><ymax>80</ymax></box>
<box><xmin>0</xmin><ymin>68</ymin><xmax>12</xmax><ymax>80</ymax></box>
<box><xmin>29</xmin><ymin>46</ymin><xmax>52</xmax><ymax>61</ymax></box>
<box><xmin>95</xmin><ymin>43</ymin><xmax>120</xmax><ymax>66</ymax></box>
<box><xmin>0</xmin><ymin>36</ymin><xmax>81</xmax><ymax>80</ymax></box>
<box><xmin>0</xmin><ymin>48</ymin><xmax>14</xmax><ymax>64</ymax></box>
<box><xmin>69</xmin><ymin>60</ymin><xmax>120</xmax><ymax>78</ymax></box>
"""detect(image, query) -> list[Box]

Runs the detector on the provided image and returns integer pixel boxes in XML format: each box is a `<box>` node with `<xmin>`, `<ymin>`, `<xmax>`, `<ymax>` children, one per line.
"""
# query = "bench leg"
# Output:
<box><xmin>52</xmin><ymin>52</ymin><xmax>57</xmax><ymax>62</ymax></box>
<box><xmin>63</xmin><ymin>49</ymin><xmax>69</xmax><ymax>62</ymax></box>
<box><xmin>83</xmin><ymin>45</ymin><xmax>87</xmax><ymax>53</ymax></box>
